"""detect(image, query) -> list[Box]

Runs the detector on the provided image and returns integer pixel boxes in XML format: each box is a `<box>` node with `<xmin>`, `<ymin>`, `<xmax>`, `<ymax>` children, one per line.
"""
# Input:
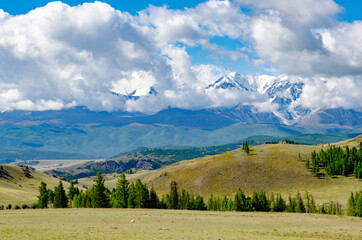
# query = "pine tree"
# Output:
<box><xmin>127</xmin><ymin>182</ymin><xmax>136</xmax><ymax>208</ymax></box>
<box><xmin>48</xmin><ymin>189</ymin><xmax>55</xmax><ymax>204</ymax></box>
<box><xmin>92</xmin><ymin>172</ymin><xmax>110</xmax><ymax>208</ymax></box>
<box><xmin>243</xmin><ymin>142</ymin><xmax>250</xmax><ymax>155</ymax></box>
<box><xmin>53</xmin><ymin>180</ymin><xmax>68</xmax><ymax>208</ymax></box>
<box><xmin>67</xmin><ymin>180</ymin><xmax>78</xmax><ymax>201</ymax></box>
<box><xmin>193</xmin><ymin>195</ymin><xmax>206</xmax><ymax>210</ymax></box>
<box><xmin>149</xmin><ymin>186</ymin><xmax>159</xmax><ymax>208</ymax></box>
<box><xmin>274</xmin><ymin>194</ymin><xmax>286</xmax><ymax>212</ymax></box>
<box><xmin>305</xmin><ymin>158</ymin><xmax>310</xmax><ymax>169</ymax></box>
<box><xmin>234</xmin><ymin>188</ymin><xmax>249</xmax><ymax>211</ymax></box>
<box><xmin>295</xmin><ymin>192</ymin><xmax>305</xmax><ymax>213</ymax></box>
<box><xmin>355</xmin><ymin>192</ymin><xmax>362</xmax><ymax>217</ymax></box>
<box><xmin>287</xmin><ymin>194</ymin><xmax>296</xmax><ymax>212</ymax></box>
<box><xmin>347</xmin><ymin>192</ymin><xmax>355</xmax><ymax>216</ymax></box>
<box><xmin>169</xmin><ymin>181</ymin><xmax>179</xmax><ymax>209</ymax></box>
<box><xmin>134</xmin><ymin>179</ymin><xmax>149</xmax><ymax>208</ymax></box>
<box><xmin>114</xmin><ymin>173</ymin><xmax>129</xmax><ymax>208</ymax></box>
<box><xmin>221</xmin><ymin>196</ymin><xmax>228</xmax><ymax>211</ymax></box>
<box><xmin>37</xmin><ymin>181</ymin><xmax>48</xmax><ymax>208</ymax></box>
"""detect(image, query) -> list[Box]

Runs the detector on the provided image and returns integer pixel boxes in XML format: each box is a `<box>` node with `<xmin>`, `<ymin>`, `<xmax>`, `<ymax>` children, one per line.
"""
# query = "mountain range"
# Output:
<box><xmin>0</xmin><ymin>72</ymin><xmax>361</xmax><ymax>159</ymax></box>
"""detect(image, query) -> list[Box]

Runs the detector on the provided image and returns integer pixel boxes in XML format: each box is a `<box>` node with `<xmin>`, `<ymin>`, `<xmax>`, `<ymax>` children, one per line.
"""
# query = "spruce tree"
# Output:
<box><xmin>295</xmin><ymin>192</ymin><xmax>305</xmax><ymax>213</ymax></box>
<box><xmin>194</xmin><ymin>195</ymin><xmax>206</xmax><ymax>210</ymax></box>
<box><xmin>169</xmin><ymin>181</ymin><xmax>179</xmax><ymax>209</ymax></box>
<box><xmin>134</xmin><ymin>179</ymin><xmax>149</xmax><ymax>208</ymax></box>
<box><xmin>243</xmin><ymin>142</ymin><xmax>250</xmax><ymax>155</ymax></box>
<box><xmin>114</xmin><ymin>173</ymin><xmax>129</xmax><ymax>208</ymax></box>
<box><xmin>347</xmin><ymin>192</ymin><xmax>355</xmax><ymax>216</ymax></box>
<box><xmin>37</xmin><ymin>181</ymin><xmax>49</xmax><ymax>208</ymax></box>
<box><xmin>149</xmin><ymin>186</ymin><xmax>159</xmax><ymax>208</ymax></box>
<box><xmin>48</xmin><ymin>189</ymin><xmax>55</xmax><ymax>204</ymax></box>
<box><xmin>53</xmin><ymin>180</ymin><xmax>68</xmax><ymax>208</ymax></box>
<box><xmin>67</xmin><ymin>180</ymin><xmax>78</xmax><ymax>201</ymax></box>
<box><xmin>92</xmin><ymin>172</ymin><xmax>110</xmax><ymax>208</ymax></box>
<box><xmin>127</xmin><ymin>182</ymin><xmax>136</xmax><ymax>208</ymax></box>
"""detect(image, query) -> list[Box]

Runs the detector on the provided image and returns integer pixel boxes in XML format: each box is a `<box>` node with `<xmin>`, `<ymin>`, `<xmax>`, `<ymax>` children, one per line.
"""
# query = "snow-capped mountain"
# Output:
<box><xmin>206</xmin><ymin>72</ymin><xmax>253</xmax><ymax>91</ymax></box>
<box><xmin>205</xmin><ymin>72</ymin><xmax>313</xmax><ymax>124</ymax></box>
<box><xmin>128</xmin><ymin>86</ymin><xmax>158</xmax><ymax>100</ymax></box>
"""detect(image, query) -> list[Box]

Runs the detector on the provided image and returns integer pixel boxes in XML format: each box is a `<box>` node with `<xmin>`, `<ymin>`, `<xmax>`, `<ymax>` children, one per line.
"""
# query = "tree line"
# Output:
<box><xmin>29</xmin><ymin>172</ymin><xmax>362</xmax><ymax>217</ymax></box>
<box><xmin>305</xmin><ymin>143</ymin><xmax>362</xmax><ymax>178</ymax></box>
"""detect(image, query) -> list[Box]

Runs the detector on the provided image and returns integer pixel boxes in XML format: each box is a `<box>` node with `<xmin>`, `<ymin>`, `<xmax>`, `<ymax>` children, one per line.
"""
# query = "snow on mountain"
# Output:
<box><xmin>115</xmin><ymin>72</ymin><xmax>359</xmax><ymax>127</ymax></box>
<box><xmin>206</xmin><ymin>72</ymin><xmax>253</xmax><ymax>91</ymax></box>
<box><xmin>204</xmin><ymin>72</ymin><xmax>314</xmax><ymax>124</ymax></box>
<box><xmin>128</xmin><ymin>86</ymin><xmax>158</xmax><ymax>100</ymax></box>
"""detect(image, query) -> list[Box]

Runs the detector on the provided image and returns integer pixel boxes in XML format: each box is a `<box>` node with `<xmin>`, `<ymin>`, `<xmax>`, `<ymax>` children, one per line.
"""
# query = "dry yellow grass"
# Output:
<box><xmin>76</xmin><ymin>136</ymin><xmax>362</xmax><ymax>206</ymax></box>
<box><xmin>0</xmin><ymin>208</ymin><xmax>361</xmax><ymax>240</ymax></box>
<box><xmin>0</xmin><ymin>165</ymin><xmax>71</xmax><ymax>205</ymax></box>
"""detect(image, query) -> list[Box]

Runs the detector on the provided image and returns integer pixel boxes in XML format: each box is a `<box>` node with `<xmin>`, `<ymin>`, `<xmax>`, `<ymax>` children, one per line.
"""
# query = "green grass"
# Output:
<box><xmin>0</xmin><ymin>209</ymin><xmax>361</xmax><ymax>240</ymax></box>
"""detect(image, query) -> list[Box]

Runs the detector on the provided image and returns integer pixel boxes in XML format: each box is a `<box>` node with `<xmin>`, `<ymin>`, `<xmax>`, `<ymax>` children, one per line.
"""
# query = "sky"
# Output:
<box><xmin>0</xmin><ymin>0</ymin><xmax>361</xmax><ymax>113</ymax></box>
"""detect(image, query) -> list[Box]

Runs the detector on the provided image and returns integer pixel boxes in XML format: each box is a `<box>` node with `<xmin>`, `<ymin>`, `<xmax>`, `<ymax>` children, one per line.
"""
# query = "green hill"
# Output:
<box><xmin>78</xmin><ymin>135</ymin><xmax>362</xmax><ymax>205</ymax></box>
<box><xmin>0</xmin><ymin>165</ymin><xmax>70</xmax><ymax>205</ymax></box>
<box><xmin>46</xmin><ymin>133</ymin><xmax>360</xmax><ymax>180</ymax></box>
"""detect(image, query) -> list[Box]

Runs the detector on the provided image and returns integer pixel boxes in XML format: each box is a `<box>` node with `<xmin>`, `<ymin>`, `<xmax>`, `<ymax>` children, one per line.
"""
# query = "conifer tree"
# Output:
<box><xmin>193</xmin><ymin>195</ymin><xmax>206</xmax><ymax>210</ymax></box>
<box><xmin>243</xmin><ymin>142</ymin><xmax>250</xmax><ymax>155</ymax></box>
<box><xmin>295</xmin><ymin>192</ymin><xmax>305</xmax><ymax>213</ymax></box>
<box><xmin>134</xmin><ymin>179</ymin><xmax>149</xmax><ymax>208</ymax></box>
<box><xmin>114</xmin><ymin>173</ymin><xmax>129</xmax><ymax>208</ymax></box>
<box><xmin>169</xmin><ymin>181</ymin><xmax>179</xmax><ymax>209</ymax></box>
<box><xmin>53</xmin><ymin>180</ymin><xmax>68</xmax><ymax>208</ymax></box>
<box><xmin>221</xmin><ymin>196</ymin><xmax>228</xmax><ymax>211</ymax></box>
<box><xmin>149</xmin><ymin>186</ymin><xmax>159</xmax><ymax>208</ymax></box>
<box><xmin>234</xmin><ymin>188</ymin><xmax>250</xmax><ymax>211</ymax></box>
<box><xmin>347</xmin><ymin>192</ymin><xmax>355</xmax><ymax>216</ymax></box>
<box><xmin>127</xmin><ymin>182</ymin><xmax>136</xmax><ymax>208</ymax></box>
<box><xmin>355</xmin><ymin>192</ymin><xmax>362</xmax><ymax>217</ymax></box>
<box><xmin>67</xmin><ymin>180</ymin><xmax>79</xmax><ymax>201</ymax></box>
<box><xmin>48</xmin><ymin>189</ymin><xmax>55</xmax><ymax>204</ymax></box>
<box><xmin>92</xmin><ymin>172</ymin><xmax>110</xmax><ymax>208</ymax></box>
<box><xmin>37</xmin><ymin>181</ymin><xmax>49</xmax><ymax>208</ymax></box>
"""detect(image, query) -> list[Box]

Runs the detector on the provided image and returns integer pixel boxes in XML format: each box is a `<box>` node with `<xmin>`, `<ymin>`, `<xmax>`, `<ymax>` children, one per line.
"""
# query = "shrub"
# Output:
<box><xmin>0</xmin><ymin>205</ymin><xmax>4</xmax><ymax>210</ymax></box>
<box><xmin>22</xmin><ymin>204</ymin><xmax>29</xmax><ymax>209</ymax></box>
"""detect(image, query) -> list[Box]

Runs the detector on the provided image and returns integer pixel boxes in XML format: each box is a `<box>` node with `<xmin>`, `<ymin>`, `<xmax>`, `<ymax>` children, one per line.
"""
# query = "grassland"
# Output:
<box><xmin>0</xmin><ymin>165</ymin><xmax>70</xmax><ymax>205</ymax></box>
<box><xmin>0</xmin><ymin>208</ymin><xmax>361</xmax><ymax>240</ymax></box>
<box><xmin>77</xmin><ymin>135</ymin><xmax>362</xmax><ymax>206</ymax></box>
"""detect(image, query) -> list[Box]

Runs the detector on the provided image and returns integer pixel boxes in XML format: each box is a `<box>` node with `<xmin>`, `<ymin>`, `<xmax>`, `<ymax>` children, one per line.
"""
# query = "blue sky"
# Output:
<box><xmin>0</xmin><ymin>1</ymin><xmax>204</xmax><ymax>14</ymax></box>
<box><xmin>0</xmin><ymin>0</ymin><xmax>360</xmax><ymax>20</ymax></box>
<box><xmin>0</xmin><ymin>0</ymin><xmax>360</xmax><ymax>75</ymax></box>
<box><xmin>0</xmin><ymin>0</ymin><xmax>361</xmax><ymax>113</ymax></box>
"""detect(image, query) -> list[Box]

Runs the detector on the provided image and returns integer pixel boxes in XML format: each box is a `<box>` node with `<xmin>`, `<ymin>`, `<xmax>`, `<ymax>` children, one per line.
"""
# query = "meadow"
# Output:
<box><xmin>77</xmin><ymin>137</ymin><xmax>362</xmax><ymax>206</ymax></box>
<box><xmin>0</xmin><ymin>208</ymin><xmax>361</xmax><ymax>240</ymax></box>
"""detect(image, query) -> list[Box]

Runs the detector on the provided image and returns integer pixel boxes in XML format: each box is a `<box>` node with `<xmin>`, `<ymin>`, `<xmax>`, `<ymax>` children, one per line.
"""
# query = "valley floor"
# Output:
<box><xmin>0</xmin><ymin>208</ymin><xmax>361</xmax><ymax>240</ymax></box>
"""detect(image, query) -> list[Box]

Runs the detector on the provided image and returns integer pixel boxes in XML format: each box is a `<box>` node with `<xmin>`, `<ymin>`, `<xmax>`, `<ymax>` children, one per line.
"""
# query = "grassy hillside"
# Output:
<box><xmin>1</xmin><ymin>209</ymin><xmax>361</xmax><ymax>240</ymax></box>
<box><xmin>0</xmin><ymin>165</ymin><xmax>70</xmax><ymax>205</ymax></box>
<box><xmin>77</xmin><ymin>135</ymin><xmax>362</xmax><ymax>205</ymax></box>
<box><xmin>48</xmin><ymin>133</ymin><xmax>361</xmax><ymax>180</ymax></box>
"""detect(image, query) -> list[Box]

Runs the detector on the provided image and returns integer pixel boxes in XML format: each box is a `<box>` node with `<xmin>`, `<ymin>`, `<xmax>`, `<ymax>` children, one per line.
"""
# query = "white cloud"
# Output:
<box><xmin>0</xmin><ymin>0</ymin><xmax>360</xmax><ymax>114</ymax></box>
<box><xmin>236</xmin><ymin>0</ymin><xmax>341</xmax><ymax>25</ymax></box>
<box><xmin>300</xmin><ymin>76</ymin><xmax>362</xmax><ymax>109</ymax></box>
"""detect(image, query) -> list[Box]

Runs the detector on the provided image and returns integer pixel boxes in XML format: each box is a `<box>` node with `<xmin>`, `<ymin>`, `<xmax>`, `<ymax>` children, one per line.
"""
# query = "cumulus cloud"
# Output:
<box><xmin>0</xmin><ymin>0</ymin><xmax>361</xmax><ymax>114</ymax></box>
<box><xmin>300</xmin><ymin>76</ymin><xmax>362</xmax><ymax>109</ymax></box>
